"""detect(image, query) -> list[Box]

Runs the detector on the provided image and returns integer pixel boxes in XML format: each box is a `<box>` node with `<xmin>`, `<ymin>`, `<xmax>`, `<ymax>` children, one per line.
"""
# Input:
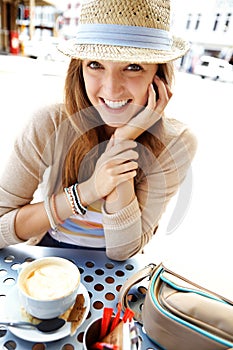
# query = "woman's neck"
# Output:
<box><xmin>104</xmin><ymin>125</ymin><xmax>116</xmax><ymax>138</ymax></box>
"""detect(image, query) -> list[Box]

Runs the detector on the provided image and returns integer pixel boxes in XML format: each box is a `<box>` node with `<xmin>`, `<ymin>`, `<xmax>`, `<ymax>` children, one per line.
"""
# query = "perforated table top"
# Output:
<box><xmin>0</xmin><ymin>245</ymin><xmax>160</xmax><ymax>350</ymax></box>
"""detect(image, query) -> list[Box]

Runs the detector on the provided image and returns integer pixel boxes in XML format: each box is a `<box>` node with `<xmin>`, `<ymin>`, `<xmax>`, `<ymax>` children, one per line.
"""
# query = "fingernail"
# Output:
<box><xmin>150</xmin><ymin>83</ymin><xmax>155</xmax><ymax>90</ymax></box>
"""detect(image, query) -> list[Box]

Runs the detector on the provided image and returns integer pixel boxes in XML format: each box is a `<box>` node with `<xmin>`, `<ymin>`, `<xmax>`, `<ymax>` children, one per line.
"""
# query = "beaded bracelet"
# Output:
<box><xmin>64</xmin><ymin>183</ymin><xmax>87</xmax><ymax>216</ymax></box>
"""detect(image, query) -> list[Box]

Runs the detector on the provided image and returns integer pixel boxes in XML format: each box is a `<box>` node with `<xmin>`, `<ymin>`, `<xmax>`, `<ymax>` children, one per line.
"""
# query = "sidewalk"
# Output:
<box><xmin>0</xmin><ymin>52</ymin><xmax>69</xmax><ymax>76</ymax></box>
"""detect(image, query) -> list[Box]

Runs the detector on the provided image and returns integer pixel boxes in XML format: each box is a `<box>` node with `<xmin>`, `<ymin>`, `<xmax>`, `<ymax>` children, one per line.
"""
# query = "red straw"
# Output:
<box><xmin>109</xmin><ymin>302</ymin><xmax>122</xmax><ymax>332</ymax></box>
<box><xmin>100</xmin><ymin>307</ymin><xmax>114</xmax><ymax>339</ymax></box>
<box><xmin>91</xmin><ymin>342</ymin><xmax>118</xmax><ymax>350</ymax></box>
<box><xmin>122</xmin><ymin>308</ymin><xmax>134</xmax><ymax>323</ymax></box>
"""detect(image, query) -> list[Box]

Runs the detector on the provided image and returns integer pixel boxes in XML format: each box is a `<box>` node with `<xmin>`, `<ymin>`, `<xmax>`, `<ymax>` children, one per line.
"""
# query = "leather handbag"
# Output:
<box><xmin>119</xmin><ymin>263</ymin><xmax>233</xmax><ymax>350</ymax></box>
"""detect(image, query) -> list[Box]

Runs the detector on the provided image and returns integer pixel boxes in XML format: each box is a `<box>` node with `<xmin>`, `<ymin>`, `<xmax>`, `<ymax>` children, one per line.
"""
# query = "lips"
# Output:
<box><xmin>97</xmin><ymin>97</ymin><xmax>138</xmax><ymax>127</ymax></box>
<box><xmin>102</xmin><ymin>98</ymin><xmax>131</xmax><ymax>109</ymax></box>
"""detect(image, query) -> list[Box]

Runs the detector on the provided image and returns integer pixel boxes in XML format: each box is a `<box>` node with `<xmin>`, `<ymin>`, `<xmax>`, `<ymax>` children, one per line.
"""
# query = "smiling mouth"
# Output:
<box><xmin>101</xmin><ymin>98</ymin><xmax>131</xmax><ymax>109</ymax></box>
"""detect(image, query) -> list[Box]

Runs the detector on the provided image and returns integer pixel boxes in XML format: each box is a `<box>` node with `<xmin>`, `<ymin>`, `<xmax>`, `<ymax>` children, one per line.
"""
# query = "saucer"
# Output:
<box><xmin>4</xmin><ymin>283</ymin><xmax>90</xmax><ymax>342</ymax></box>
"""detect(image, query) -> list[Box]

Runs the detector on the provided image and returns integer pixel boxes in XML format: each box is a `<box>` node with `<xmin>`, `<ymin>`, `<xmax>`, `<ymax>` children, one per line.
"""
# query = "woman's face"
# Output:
<box><xmin>82</xmin><ymin>60</ymin><xmax>158</xmax><ymax>128</ymax></box>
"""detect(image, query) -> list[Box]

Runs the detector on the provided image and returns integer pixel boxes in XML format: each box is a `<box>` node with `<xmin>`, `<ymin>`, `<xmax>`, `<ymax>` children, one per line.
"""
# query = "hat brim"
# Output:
<box><xmin>57</xmin><ymin>36</ymin><xmax>190</xmax><ymax>64</ymax></box>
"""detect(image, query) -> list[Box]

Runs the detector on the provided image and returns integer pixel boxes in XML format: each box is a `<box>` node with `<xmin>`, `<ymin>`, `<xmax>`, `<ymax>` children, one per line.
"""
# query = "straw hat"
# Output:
<box><xmin>58</xmin><ymin>0</ymin><xmax>189</xmax><ymax>63</ymax></box>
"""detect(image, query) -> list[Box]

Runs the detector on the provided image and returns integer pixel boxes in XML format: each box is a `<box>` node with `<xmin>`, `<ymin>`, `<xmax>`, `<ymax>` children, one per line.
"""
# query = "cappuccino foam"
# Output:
<box><xmin>24</xmin><ymin>264</ymin><xmax>76</xmax><ymax>300</ymax></box>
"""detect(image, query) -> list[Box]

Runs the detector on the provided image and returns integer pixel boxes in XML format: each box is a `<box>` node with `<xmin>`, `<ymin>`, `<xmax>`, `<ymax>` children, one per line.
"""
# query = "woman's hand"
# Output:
<box><xmin>85</xmin><ymin>137</ymin><xmax>138</xmax><ymax>202</ymax></box>
<box><xmin>114</xmin><ymin>75</ymin><xmax>173</xmax><ymax>140</ymax></box>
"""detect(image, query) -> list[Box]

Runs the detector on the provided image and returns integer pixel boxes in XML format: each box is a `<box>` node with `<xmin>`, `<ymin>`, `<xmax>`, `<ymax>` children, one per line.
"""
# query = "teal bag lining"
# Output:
<box><xmin>150</xmin><ymin>266</ymin><xmax>233</xmax><ymax>348</ymax></box>
<box><xmin>160</xmin><ymin>274</ymin><xmax>228</xmax><ymax>304</ymax></box>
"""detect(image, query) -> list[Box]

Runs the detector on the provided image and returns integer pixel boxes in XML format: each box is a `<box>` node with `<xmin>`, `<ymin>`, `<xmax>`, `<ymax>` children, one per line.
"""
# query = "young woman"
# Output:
<box><xmin>0</xmin><ymin>0</ymin><xmax>197</xmax><ymax>261</ymax></box>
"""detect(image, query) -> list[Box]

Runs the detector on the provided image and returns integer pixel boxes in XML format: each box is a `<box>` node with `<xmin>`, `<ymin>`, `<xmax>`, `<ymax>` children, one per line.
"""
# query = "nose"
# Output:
<box><xmin>103</xmin><ymin>70</ymin><xmax>124</xmax><ymax>97</ymax></box>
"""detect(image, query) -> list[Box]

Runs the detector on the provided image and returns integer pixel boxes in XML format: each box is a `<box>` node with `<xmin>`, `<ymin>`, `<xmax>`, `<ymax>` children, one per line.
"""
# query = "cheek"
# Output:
<box><xmin>134</xmin><ymin>72</ymin><xmax>155</xmax><ymax>105</ymax></box>
<box><xmin>85</xmin><ymin>84</ymin><xmax>98</xmax><ymax>105</ymax></box>
<box><xmin>83</xmin><ymin>74</ymin><xmax>98</xmax><ymax>101</ymax></box>
<box><xmin>134</xmin><ymin>85</ymin><xmax>149</xmax><ymax>106</ymax></box>
<box><xmin>85</xmin><ymin>83</ymin><xmax>93</xmax><ymax>100</ymax></box>
<box><xmin>141</xmin><ymin>92</ymin><xmax>149</xmax><ymax>105</ymax></box>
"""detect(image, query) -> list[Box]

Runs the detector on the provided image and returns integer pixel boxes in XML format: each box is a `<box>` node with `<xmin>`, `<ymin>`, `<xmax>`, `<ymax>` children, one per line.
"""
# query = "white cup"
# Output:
<box><xmin>17</xmin><ymin>256</ymin><xmax>80</xmax><ymax>319</ymax></box>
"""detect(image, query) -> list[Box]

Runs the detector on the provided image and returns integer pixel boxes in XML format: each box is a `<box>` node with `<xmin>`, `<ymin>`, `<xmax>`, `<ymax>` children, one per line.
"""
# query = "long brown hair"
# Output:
<box><xmin>62</xmin><ymin>59</ymin><xmax>174</xmax><ymax>187</ymax></box>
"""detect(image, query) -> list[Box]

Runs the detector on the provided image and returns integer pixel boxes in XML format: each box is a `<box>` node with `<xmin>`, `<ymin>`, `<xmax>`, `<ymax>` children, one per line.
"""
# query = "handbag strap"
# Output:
<box><xmin>118</xmin><ymin>263</ymin><xmax>159</xmax><ymax>323</ymax></box>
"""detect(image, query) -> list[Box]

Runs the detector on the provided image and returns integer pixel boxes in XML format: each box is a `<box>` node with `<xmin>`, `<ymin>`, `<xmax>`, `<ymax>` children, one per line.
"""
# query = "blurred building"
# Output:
<box><xmin>1</xmin><ymin>0</ymin><xmax>233</xmax><ymax>68</ymax></box>
<box><xmin>60</xmin><ymin>1</ymin><xmax>81</xmax><ymax>40</ymax></box>
<box><xmin>171</xmin><ymin>0</ymin><xmax>233</xmax><ymax>71</ymax></box>
<box><xmin>0</xmin><ymin>0</ymin><xmax>61</xmax><ymax>54</ymax></box>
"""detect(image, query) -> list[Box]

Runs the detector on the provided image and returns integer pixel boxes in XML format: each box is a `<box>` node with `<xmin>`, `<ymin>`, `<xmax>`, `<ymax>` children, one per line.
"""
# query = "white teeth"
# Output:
<box><xmin>103</xmin><ymin>99</ymin><xmax>128</xmax><ymax>109</ymax></box>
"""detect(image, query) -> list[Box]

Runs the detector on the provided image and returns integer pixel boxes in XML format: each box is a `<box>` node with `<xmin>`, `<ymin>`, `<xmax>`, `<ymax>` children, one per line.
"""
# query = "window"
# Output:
<box><xmin>186</xmin><ymin>14</ymin><xmax>192</xmax><ymax>30</ymax></box>
<box><xmin>195</xmin><ymin>13</ymin><xmax>201</xmax><ymax>30</ymax></box>
<box><xmin>213</xmin><ymin>13</ymin><xmax>220</xmax><ymax>31</ymax></box>
<box><xmin>224</xmin><ymin>13</ymin><xmax>232</xmax><ymax>32</ymax></box>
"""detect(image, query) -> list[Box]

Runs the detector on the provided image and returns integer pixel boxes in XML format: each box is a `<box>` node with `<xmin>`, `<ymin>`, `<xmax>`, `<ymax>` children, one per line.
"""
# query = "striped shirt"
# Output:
<box><xmin>49</xmin><ymin>200</ymin><xmax>106</xmax><ymax>248</ymax></box>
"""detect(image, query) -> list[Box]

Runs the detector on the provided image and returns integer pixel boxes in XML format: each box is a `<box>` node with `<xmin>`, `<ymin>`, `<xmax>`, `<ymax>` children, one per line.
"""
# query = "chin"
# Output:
<box><xmin>97</xmin><ymin>109</ymin><xmax>130</xmax><ymax>125</ymax></box>
<box><xmin>103</xmin><ymin>117</ymin><xmax>132</xmax><ymax>128</ymax></box>
<box><xmin>106</xmin><ymin>123</ymin><xmax>125</xmax><ymax>128</ymax></box>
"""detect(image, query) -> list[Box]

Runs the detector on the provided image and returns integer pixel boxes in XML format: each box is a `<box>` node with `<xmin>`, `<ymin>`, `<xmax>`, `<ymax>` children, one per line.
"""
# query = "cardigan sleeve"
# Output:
<box><xmin>102</xmin><ymin>123</ymin><xmax>197</xmax><ymax>261</ymax></box>
<box><xmin>0</xmin><ymin>105</ymin><xmax>62</xmax><ymax>248</ymax></box>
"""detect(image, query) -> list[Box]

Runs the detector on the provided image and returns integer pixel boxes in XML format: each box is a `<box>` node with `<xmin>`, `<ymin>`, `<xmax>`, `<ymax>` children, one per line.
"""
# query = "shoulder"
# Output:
<box><xmin>164</xmin><ymin>118</ymin><xmax>196</xmax><ymax>141</ymax></box>
<box><xmin>17</xmin><ymin>103</ymin><xmax>72</xmax><ymax>145</ymax></box>
<box><xmin>163</xmin><ymin>118</ymin><xmax>198</xmax><ymax>161</ymax></box>
<box><xmin>28</xmin><ymin>103</ymin><xmax>68</xmax><ymax>132</ymax></box>
<box><xmin>14</xmin><ymin>103</ymin><xmax>73</xmax><ymax>162</ymax></box>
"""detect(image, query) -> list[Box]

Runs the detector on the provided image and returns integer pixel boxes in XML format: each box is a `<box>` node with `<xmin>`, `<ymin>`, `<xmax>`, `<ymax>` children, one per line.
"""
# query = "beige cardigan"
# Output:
<box><xmin>0</xmin><ymin>104</ymin><xmax>197</xmax><ymax>260</ymax></box>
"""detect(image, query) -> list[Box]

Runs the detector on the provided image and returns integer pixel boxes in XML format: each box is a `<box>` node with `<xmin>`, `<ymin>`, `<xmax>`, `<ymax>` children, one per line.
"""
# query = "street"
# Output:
<box><xmin>1</xmin><ymin>54</ymin><xmax>233</xmax><ymax>299</ymax></box>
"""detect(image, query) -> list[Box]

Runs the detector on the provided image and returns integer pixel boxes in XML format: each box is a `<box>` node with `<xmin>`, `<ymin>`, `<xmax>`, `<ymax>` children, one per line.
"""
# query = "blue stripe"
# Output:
<box><xmin>160</xmin><ymin>274</ymin><xmax>229</xmax><ymax>304</ymax></box>
<box><xmin>75</xmin><ymin>23</ymin><xmax>173</xmax><ymax>50</ymax></box>
<box><xmin>61</xmin><ymin>219</ymin><xmax>104</xmax><ymax>237</ymax></box>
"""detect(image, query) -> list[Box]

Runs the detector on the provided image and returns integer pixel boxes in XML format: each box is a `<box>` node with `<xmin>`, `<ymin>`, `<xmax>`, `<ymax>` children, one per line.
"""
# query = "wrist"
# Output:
<box><xmin>54</xmin><ymin>192</ymin><xmax>73</xmax><ymax>221</ymax></box>
<box><xmin>64</xmin><ymin>184</ymin><xmax>87</xmax><ymax>216</ymax></box>
<box><xmin>78</xmin><ymin>179</ymin><xmax>99</xmax><ymax>206</ymax></box>
<box><xmin>114</xmin><ymin>128</ymin><xmax>129</xmax><ymax>141</ymax></box>
<box><xmin>114</xmin><ymin>126</ymin><xmax>140</xmax><ymax>141</ymax></box>
<box><xmin>105</xmin><ymin>179</ymin><xmax>135</xmax><ymax>214</ymax></box>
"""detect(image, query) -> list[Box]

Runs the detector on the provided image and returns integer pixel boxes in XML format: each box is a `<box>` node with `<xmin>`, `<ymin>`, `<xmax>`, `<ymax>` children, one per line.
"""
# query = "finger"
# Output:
<box><xmin>163</xmin><ymin>81</ymin><xmax>173</xmax><ymax>99</ymax></box>
<box><xmin>109</xmin><ymin>161</ymin><xmax>138</xmax><ymax>176</ymax></box>
<box><xmin>167</xmin><ymin>87</ymin><xmax>173</xmax><ymax>99</ymax></box>
<box><xmin>115</xmin><ymin>149</ymin><xmax>139</xmax><ymax>162</ymax></box>
<box><xmin>154</xmin><ymin>76</ymin><xmax>171</xmax><ymax>113</ymax></box>
<box><xmin>144</xmin><ymin>84</ymin><xmax>162</xmax><ymax>124</ymax></box>
<box><xmin>147</xmin><ymin>83</ymin><xmax>157</xmax><ymax>110</ymax></box>
<box><xmin>154</xmin><ymin>76</ymin><xmax>168</xmax><ymax>101</ymax></box>
<box><xmin>155</xmin><ymin>76</ymin><xmax>173</xmax><ymax>101</ymax></box>
<box><xmin>116</xmin><ymin>170</ymin><xmax>138</xmax><ymax>185</ymax></box>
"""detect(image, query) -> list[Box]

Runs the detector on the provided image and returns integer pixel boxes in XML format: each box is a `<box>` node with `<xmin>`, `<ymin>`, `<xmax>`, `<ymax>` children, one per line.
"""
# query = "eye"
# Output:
<box><xmin>126</xmin><ymin>64</ymin><xmax>143</xmax><ymax>71</ymax></box>
<box><xmin>87</xmin><ymin>61</ymin><xmax>103</xmax><ymax>69</ymax></box>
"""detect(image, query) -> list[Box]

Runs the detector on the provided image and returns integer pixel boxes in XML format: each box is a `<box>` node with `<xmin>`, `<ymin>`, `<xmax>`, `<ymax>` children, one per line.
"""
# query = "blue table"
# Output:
<box><xmin>0</xmin><ymin>245</ymin><xmax>160</xmax><ymax>350</ymax></box>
